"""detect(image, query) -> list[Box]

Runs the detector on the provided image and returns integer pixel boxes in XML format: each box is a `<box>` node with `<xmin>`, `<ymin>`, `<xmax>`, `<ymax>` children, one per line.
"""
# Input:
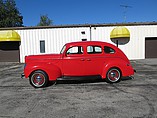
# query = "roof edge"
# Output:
<box><xmin>0</xmin><ymin>22</ymin><xmax>157</xmax><ymax>30</ymax></box>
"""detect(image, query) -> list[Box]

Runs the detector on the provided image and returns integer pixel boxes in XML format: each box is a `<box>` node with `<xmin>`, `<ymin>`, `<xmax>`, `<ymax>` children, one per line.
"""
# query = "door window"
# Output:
<box><xmin>87</xmin><ymin>46</ymin><xmax>102</xmax><ymax>54</ymax></box>
<box><xmin>66</xmin><ymin>46</ymin><xmax>83</xmax><ymax>55</ymax></box>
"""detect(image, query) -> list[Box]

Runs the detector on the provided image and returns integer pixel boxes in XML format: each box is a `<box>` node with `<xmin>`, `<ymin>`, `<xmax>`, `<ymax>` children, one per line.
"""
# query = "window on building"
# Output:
<box><xmin>87</xmin><ymin>46</ymin><xmax>102</xmax><ymax>54</ymax></box>
<box><xmin>104</xmin><ymin>46</ymin><xmax>115</xmax><ymax>54</ymax></box>
<box><xmin>40</xmin><ymin>40</ymin><xmax>45</xmax><ymax>53</ymax></box>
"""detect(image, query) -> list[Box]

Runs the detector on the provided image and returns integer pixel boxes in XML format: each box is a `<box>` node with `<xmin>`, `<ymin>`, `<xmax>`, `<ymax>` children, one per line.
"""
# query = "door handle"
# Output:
<box><xmin>80</xmin><ymin>59</ymin><xmax>85</xmax><ymax>61</ymax></box>
<box><xmin>86</xmin><ymin>59</ymin><xmax>91</xmax><ymax>61</ymax></box>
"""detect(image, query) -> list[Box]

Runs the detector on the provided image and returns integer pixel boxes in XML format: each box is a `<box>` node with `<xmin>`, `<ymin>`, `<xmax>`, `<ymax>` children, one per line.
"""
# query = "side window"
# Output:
<box><xmin>66</xmin><ymin>46</ymin><xmax>83</xmax><ymax>55</ymax></box>
<box><xmin>104</xmin><ymin>46</ymin><xmax>115</xmax><ymax>54</ymax></box>
<box><xmin>40</xmin><ymin>40</ymin><xmax>45</xmax><ymax>53</ymax></box>
<box><xmin>87</xmin><ymin>46</ymin><xmax>102</xmax><ymax>54</ymax></box>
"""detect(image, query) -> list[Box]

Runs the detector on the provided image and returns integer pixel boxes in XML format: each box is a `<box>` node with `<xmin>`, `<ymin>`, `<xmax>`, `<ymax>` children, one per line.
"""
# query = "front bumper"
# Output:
<box><xmin>21</xmin><ymin>73</ymin><xmax>25</xmax><ymax>79</ymax></box>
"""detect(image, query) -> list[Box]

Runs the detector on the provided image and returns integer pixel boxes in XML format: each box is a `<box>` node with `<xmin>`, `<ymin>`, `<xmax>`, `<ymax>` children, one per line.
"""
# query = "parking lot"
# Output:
<box><xmin>0</xmin><ymin>59</ymin><xmax>157</xmax><ymax>118</ymax></box>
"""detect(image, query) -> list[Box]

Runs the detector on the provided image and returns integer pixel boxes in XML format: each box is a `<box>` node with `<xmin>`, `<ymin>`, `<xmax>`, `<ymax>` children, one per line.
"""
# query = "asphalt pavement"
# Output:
<box><xmin>0</xmin><ymin>59</ymin><xmax>157</xmax><ymax>118</ymax></box>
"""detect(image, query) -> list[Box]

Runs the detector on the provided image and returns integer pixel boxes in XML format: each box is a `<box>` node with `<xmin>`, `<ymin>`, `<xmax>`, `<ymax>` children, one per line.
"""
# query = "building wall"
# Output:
<box><xmin>16</xmin><ymin>25</ymin><xmax>157</xmax><ymax>63</ymax></box>
<box><xmin>91</xmin><ymin>26</ymin><xmax>145</xmax><ymax>60</ymax></box>
<box><xmin>88</xmin><ymin>25</ymin><xmax>157</xmax><ymax>60</ymax></box>
<box><xmin>17</xmin><ymin>27</ymin><xmax>90</xmax><ymax>62</ymax></box>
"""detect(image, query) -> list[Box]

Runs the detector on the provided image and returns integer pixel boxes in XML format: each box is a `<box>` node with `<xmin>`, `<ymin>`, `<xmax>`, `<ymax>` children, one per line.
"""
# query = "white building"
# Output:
<box><xmin>0</xmin><ymin>22</ymin><xmax>157</xmax><ymax>63</ymax></box>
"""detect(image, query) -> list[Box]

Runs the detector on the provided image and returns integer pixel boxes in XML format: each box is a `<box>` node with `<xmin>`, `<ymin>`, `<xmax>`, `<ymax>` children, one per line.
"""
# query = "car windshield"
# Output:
<box><xmin>60</xmin><ymin>45</ymin><xmax>66</xmax><ymax>54</ymax></box>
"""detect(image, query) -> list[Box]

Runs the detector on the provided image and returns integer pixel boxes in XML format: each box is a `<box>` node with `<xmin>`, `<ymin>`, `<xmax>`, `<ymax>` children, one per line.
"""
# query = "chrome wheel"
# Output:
<box><xmin>106</xmin><ymin>68</ymin><xmax>121</xmax><ymax>83</ymax></box>
<box><xmin>30</xmin><ymin>71</ymin><xmax>48</xmax><ymax>88</ymax></box>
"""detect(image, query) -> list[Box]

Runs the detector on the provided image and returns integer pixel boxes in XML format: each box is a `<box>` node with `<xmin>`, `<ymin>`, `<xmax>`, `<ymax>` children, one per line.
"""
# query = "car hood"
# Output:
<box><xmin>25</xmin><ymin>54</ymin><xmax>62</xmax><ymax>63</ymax></box>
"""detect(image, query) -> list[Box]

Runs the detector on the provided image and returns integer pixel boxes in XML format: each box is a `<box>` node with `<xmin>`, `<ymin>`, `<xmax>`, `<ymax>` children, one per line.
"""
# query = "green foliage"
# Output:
<box><xmin>37</xmin><ymin>14</ymin><xmax>53</xmax><ymax>26</ymax></box>
<box><xmin>0</xmin><ymin>0</ymin><xmax>23</xmax><ymax>27</ymax></box>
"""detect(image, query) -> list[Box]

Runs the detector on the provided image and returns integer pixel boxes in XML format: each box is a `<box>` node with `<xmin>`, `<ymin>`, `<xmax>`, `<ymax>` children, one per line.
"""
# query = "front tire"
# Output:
<box><xmin>29</xmin><ymin>70</ymin><xmax>49</xmax><ymax>88</ymax></box>
<box><xmin>106</xmin><ymin>68</ymin><xmax>121</xmax><ymax>83</ymax></box>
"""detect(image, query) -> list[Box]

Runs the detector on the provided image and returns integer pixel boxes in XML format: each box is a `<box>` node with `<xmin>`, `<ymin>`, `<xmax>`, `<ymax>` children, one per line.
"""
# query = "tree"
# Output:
<box><xmin>37</xmin><ymin>14</ymin><xmax>53</xmax><ymax>26</ymax></box>
<box><xmin>0</xmin><ymin>0</ymin><xmax>23</xmax><ymax>27</ymax></box>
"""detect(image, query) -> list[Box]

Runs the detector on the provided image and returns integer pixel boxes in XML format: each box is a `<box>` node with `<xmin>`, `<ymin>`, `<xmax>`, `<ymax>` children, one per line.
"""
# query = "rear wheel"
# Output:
<box><xmin>106</xmin><ymin>68</ymin><xmax>121</xmax><ymax>83</ymax></box>
<box><xmin>29</xmin><ymin>70</ymin><xmax>48</xmax><ymax>88</ymax></box>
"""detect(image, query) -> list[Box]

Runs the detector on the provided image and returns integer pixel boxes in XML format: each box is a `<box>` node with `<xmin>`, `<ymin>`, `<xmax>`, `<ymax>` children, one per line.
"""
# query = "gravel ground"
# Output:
<box><xmin>0</xmin><ymin>59</ymin><xmax>157</xmax><ymax>118</ymax></box>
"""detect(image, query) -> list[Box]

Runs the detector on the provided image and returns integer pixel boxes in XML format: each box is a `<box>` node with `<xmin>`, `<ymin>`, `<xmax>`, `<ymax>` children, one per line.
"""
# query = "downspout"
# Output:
<box><xmin>89</xmin><ymin>25</ymin><xmax>92</xmax><ymax>41</ymax></box>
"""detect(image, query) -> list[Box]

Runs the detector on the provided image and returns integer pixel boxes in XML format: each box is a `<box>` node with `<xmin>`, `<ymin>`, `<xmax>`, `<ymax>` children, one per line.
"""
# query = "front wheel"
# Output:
<box><xmin>106</xmin><ymin>68</ymin><xmax>121</xmax><ymax>83</ymax></box>
<box><xmin>29</xmin><ymin>70</ymin><xmax>49</xmax><ymax>88</ymax></box>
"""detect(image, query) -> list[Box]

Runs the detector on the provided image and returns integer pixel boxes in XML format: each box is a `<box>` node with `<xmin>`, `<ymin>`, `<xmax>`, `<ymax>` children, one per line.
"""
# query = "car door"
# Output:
<box><xmin>62</xmin><ymin>46</ymin><xmax>86</xmax><ymax>76</ymax></box>
<box><xmin>83</xmin><ymin>45</ymin><xmax>105</xmax><ymax>75</ymax></box>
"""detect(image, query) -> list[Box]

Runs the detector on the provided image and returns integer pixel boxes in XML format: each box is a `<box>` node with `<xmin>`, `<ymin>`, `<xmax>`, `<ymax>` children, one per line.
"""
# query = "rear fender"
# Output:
<box><xmin>101</xmin><ymin>60</ymin><xmax>127</xmax><ymax>79</ymax></box>
<box><xmin>24</xmin><ymin>62</ymin><xmax>62</xmax><ymax>81</ymax></box>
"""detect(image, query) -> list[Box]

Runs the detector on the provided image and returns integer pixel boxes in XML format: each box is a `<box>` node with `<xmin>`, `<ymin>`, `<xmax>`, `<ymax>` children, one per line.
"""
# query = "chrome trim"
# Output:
<box><xmin>21</xmin><ymin>73</ymin><xmax>25</xmax><ymax>79</ymax></box>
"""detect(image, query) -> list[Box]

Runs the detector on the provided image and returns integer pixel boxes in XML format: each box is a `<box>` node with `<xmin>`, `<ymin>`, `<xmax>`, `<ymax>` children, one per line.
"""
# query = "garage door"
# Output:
<box><xmin>145</xmin><ymin>38</ymin><xmax>157</xmax><ymax>58</ymax></box>
<box><xmin>0</xmin><ymin>42</ymin><xmax>20</xmax><ymax>62</ymax></box>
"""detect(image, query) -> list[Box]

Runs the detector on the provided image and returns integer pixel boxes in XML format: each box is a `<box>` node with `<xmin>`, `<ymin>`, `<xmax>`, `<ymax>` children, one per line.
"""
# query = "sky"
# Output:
<box><xmin>15</xmin><ymin>0</ymin><xmax>157</xmax><ymax>26</ymax></box>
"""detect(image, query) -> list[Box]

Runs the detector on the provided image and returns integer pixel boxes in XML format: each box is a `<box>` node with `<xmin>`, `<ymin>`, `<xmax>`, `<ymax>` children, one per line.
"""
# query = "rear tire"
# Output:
<box><xmin>29</xmin><ymin>70</ymin><xmax>49</xmax><ymax>88</ymax></box>
<box><xmin>106</xmin><ymin>68</ymin><xmax>121</xmax><ymax>83</ymax></box>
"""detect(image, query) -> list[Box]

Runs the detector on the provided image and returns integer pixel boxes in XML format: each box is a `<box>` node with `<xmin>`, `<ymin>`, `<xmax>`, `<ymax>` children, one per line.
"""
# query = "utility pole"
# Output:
<box><xmin>120</xmin><ymin>5</ymin><xmax>132</xmax><ymax>23</ymax></box>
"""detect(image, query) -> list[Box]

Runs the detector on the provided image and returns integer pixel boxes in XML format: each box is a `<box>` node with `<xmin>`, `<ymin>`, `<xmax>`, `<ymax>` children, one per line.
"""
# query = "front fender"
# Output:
<box><xmin>24</xmin><ymin>62</ymin><xmax>62</xmax><ymax>81</ymax></box>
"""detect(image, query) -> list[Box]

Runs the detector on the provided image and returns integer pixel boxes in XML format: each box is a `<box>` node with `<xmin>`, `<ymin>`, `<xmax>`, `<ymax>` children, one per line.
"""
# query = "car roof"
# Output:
<box><xmin>66</xmin><ymin>41</ymin><xmax>115</xmax><ymax>47</ymax></box>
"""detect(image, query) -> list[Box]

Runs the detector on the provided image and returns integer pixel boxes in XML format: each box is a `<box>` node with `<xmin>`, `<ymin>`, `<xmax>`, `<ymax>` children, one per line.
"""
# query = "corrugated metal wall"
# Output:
<box><xmin>91</xmin><ymin>25</ymin><xmax>157</xmax><ymax>60</ymax></box>
<box><xmin>16</xmin><ymin>25</ymin><xmax>157</xmax><ymax>63</ymax></box>
<box><xmin>90</xmin><ymin>26</ymin><xmax>145</xmax><ymax>60</ymax></box>
<box><xmin>17</xmin><ymin>27</ymin><xmax>90</xmax><ymax>62</ymax></box>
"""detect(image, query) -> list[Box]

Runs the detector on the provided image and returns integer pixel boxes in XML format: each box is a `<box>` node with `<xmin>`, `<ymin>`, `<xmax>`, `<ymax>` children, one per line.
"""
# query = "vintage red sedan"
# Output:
<box><xmin>22</xmin><ymin>41</ymin><xmax>135</xmax><ymax>88</ymax></box>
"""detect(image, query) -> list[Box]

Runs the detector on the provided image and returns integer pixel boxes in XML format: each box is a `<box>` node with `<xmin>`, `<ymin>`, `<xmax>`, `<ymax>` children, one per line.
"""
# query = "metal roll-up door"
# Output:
<box><xmin>145</xmin><ymin>38</ymin><xmax>157</xmax><ymax>58</ymax></box>
<box><xmin>0</xmin><ymin>30</ymin><xmax>21</xmax><ymax>62</ymax></box>
<box><xmin>0</xmin><ymin>42</ymin><xmax>20</xmax><ymax>62</ymax></box>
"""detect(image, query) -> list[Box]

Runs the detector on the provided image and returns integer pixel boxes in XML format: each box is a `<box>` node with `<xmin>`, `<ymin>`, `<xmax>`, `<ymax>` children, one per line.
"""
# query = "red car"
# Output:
<box><xmin>22</xmin><ymin>41</ymin><xmax>135</xmax><ymax>88</ymax></box>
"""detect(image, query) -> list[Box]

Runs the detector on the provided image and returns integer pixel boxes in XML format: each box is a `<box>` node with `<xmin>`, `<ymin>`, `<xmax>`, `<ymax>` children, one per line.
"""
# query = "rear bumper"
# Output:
<box><xmin>21</xmin><ymin>73</ymin><xmax>25</xmax><ymax>79</ymax></box>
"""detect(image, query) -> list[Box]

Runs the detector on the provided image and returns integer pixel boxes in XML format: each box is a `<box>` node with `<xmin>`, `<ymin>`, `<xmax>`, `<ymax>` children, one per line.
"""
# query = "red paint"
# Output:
<box><xmin>24</xmin><ymin>41</ymin><xmax>134</xmax><ymax>81</ymax></box>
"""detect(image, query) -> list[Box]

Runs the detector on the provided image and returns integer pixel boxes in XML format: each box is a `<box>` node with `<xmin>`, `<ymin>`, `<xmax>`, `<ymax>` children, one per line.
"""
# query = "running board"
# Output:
<box><xmin>57</xmin><ymin>75</ymin><xmax>102</xmax><ymax>81</ymax></box>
